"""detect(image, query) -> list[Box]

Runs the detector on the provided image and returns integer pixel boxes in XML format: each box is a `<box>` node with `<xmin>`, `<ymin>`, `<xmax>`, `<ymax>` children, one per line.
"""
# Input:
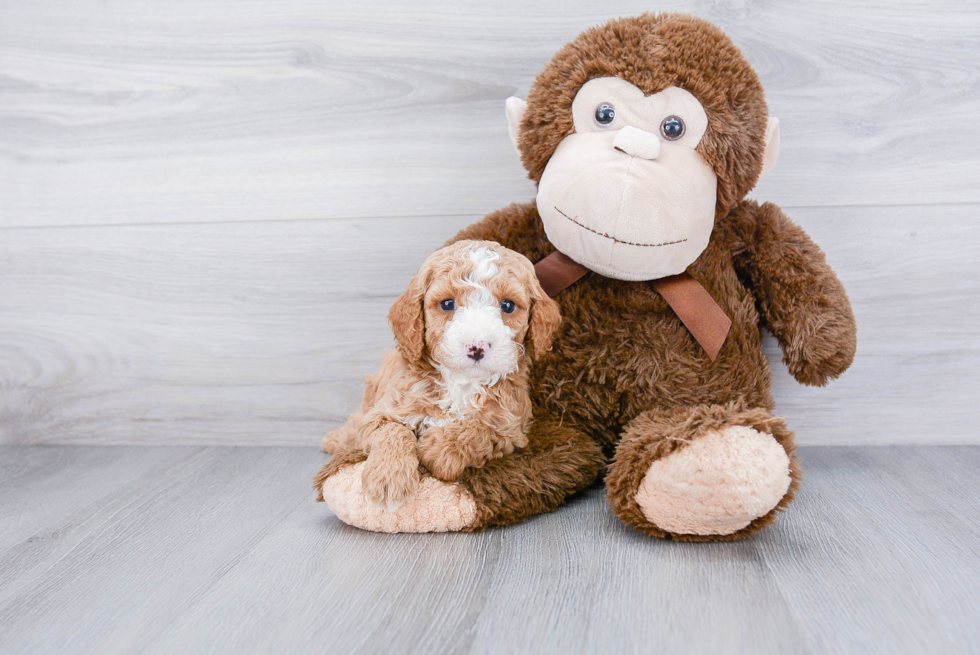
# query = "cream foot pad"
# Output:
<box><xmin>321</xmin><ymin>462</ymin><xmax>478</xmax><ymax>533</ymax></box>
<box><xmin>635</xmin><ymin>426</ymin><xmax>791</xmax><ymax>536</ymax></box>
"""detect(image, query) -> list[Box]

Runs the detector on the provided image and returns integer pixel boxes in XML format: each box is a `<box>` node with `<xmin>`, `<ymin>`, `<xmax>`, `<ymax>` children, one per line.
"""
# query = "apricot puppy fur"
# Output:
<box><xmin>319</xmin><ymin>240</ymin><xmax>560</xmax><ymax>510</ymax></box>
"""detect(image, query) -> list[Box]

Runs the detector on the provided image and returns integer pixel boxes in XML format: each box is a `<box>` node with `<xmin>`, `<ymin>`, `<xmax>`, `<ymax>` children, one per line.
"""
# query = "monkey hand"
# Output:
<box><xmin>781</xmin><ymin>301</ymin><xmax>857</xmax><ymax>387</ymax></box>
<box><xmin>744</xmin><ymin>203</ymin><xmax>857</xmax><ymax>387</ymax></box>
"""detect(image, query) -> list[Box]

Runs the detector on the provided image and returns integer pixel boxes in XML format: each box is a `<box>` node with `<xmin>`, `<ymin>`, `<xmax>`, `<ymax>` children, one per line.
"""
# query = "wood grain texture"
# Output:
<box><xmin>2</xmin><ymin>204</ymin><xmax>978</xmax><ymax>446</ymax></box>
<box><xmin>2</xmin><ymin>0</ymin><xmax>979</xmax><ymax>447</ymax></box>
<box><xmin>0</xmin><ymin>446</ymin><xmax>314</xmax><ymax>653</ymax></box>
<box><xmin>0</xmin><ymin>445</ymin><xmax>977</xmax><ymax>654</ymax></box>
<box><xmin>1</xmin><ymin>0</ymin><xmax>978</xmax><ymax>227</ymax></box>
<box><xmin>758</xmin><ymin>447</ymin><xmax>980</xmax><ymax>654</ymax></box>
<box><xmin>0</xmin><ymin>446</ymin><xmax>196</xmax><ymax>553</ymax></box>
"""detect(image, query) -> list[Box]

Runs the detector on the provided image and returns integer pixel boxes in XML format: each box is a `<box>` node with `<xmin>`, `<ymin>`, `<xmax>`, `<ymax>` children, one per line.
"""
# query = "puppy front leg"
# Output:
<box><xmin>418</xmin><ymin>421</ymin><xmax>498</xmax><ymax>482</ymax></box>
<box><xmin>361</xmin><ymin>422</ymin><xmax>421</xmax><ymax>511</ymax></box>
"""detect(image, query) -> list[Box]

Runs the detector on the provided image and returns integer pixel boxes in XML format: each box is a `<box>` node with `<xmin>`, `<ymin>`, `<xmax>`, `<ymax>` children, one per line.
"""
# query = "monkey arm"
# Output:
<box><xmin>735</xmin><ymin>201</ymin><xmax>857</xmax><ymax>386</ymax></box>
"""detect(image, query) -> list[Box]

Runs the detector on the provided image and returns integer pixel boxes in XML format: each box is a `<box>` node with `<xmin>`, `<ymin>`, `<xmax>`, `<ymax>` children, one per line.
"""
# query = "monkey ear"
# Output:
<box><xmin>759</xmin><ymin>117</ymin><xmax>780</xmax><ymax>178</ymax></box>
<box><xmin>505</xmin><ymin>96</ymin><xmax>527</xmax><ymax>152</ymax></box>
<box><xmin>388</xmin><ymin>267</ymin><xmax>428</xmax><ymax>362</ymax></box>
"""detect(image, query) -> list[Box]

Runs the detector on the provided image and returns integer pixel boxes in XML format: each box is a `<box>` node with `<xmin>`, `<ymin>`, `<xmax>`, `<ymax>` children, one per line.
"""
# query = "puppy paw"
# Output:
<box><xmin>418</xmin><ymin>427</ymin><xmax>468</xmax><ymax>481</ymax></box>
<box><xmin>361</xmin><ymin>450</ymin><xmax>420</xmax><ymax>511</ymax></box>
<box><xmin>419</xmin><ymin>424</ymin><xmax>493</xmax><ymax>481</ymax></box>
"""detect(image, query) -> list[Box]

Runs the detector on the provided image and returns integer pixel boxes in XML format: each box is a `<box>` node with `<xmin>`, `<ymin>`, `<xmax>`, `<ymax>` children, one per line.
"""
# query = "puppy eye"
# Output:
<box><xmin>594</xmin><ymin>103</ymin><xmax>616</xmax><ymax>127</ymax></box>
<box><xmin>500</xmin><ymin>299</ymin><xmax>516</xmax><ymax>314</ymax></box>
<box><xmin>440</xmin><ymin>299</ymin><xmax>455</xmax><ymax>311</ymax></box>
<box><xmin>660</xmin><ymin>116</ymin><xmax>685</xmax><ymax>141</ymax></box>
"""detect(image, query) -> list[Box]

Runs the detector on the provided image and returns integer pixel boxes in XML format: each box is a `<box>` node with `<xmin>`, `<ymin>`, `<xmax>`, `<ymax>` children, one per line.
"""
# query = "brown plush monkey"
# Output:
<box><xmin>317</xmin><ymin>13</ymin><xmax>856</xmax><ymax>540</ymax></box>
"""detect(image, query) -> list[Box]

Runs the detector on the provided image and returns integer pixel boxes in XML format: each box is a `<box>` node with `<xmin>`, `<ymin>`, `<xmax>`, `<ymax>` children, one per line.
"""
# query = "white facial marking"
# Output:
<box><xmin>431</xmin><ymin>246</ymin><xmax>522</xmax><ymax>419</ymax></box>
<box><xmin>465</xmin><ymin>246</ymin><xmax>500</xmax><ymax>306</ymax></box>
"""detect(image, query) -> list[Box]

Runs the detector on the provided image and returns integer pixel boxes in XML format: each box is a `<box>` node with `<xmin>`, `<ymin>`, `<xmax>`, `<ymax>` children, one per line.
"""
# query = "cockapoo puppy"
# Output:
<box><xmin>318</xmin><ymin>240</ymin><xmax>561</xmax><ymax>510</ymax></box>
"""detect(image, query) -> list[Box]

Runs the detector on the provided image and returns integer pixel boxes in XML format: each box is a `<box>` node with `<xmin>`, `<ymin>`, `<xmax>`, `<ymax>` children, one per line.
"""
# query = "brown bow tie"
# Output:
<box><xmin>534</xmin><ymin>251</ymin><xmax>732</xmax><ymax>361</ymax></box>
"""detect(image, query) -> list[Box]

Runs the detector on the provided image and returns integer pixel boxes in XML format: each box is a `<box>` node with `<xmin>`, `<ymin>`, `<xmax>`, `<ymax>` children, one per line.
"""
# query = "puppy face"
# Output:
<box><xmin>424</xmin><ymin>246</ymin><xmax>527</xmax><ymax>379</ymax></box>
<box><xmin>389</xmin><ymin>240</ymin><xmax>560</xmax><ymax>380</ymax></box>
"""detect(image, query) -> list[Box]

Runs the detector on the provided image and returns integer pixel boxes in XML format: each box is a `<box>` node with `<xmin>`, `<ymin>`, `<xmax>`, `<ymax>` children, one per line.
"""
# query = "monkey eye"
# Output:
<box><xmin>660</xmin><ymin>116</ymin><xmax>686</xmax><ymax>140</ymax></box>
<box><xmin>500</xmin><ymin>299</ymin><xmax>516</xmax><ymax>314</ymax></box>
<box><xmin>594</xmin><ymin>103</ymin><xmax>616</xmax><ymax>127</ymax></box>
<box><xmin>440</xmin><ymin>299</ymin><xmax>455</xmax><ymax>311</ymax></box>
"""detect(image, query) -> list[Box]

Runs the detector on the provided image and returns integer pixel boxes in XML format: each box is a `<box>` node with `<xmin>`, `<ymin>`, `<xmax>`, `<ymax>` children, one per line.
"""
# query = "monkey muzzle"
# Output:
<box><xmin>536</xmin><ymin>129</ymin><xmax>717</xmax><ymax>281</ymax></box>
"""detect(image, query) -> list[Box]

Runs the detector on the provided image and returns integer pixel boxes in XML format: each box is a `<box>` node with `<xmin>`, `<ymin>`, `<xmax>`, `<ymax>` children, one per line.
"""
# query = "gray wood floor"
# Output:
<box><xmin>1</xmin><ymin>446</ymin><xmax>978</xmax><ymax>654</ymax></box>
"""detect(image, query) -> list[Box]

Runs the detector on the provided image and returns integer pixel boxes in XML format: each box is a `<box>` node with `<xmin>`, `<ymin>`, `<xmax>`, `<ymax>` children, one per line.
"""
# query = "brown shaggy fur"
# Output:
<box><xmin>316</xmin><ymin>240</ymin><xmax>561</xmax><ymax>506</ymax></box>
<box><xmin>440</xmin><ymin>193</ymin><xmax>854</xmax><ymax>539</ymax></box>
<box><xmin>318</xmin><ymin>13</ymin><xmax>857</xmax><ymax>540</ymax></box>
<box><xmin>518</xmin><ymin>13</ymin><xmax>770</xmax><ymax>219</ymax></box>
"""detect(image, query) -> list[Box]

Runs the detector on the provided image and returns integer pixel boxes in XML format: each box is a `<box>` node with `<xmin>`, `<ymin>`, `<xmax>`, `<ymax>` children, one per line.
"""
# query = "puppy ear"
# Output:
<box><xmin>388</xmin><ymin>266</ymin><xmax>429</xmax><ymax>362</ymax></box>
<box><xmin>528</xmin><ymin>288</ymin><xmax>561</xmax><ymax>359</ymax></box>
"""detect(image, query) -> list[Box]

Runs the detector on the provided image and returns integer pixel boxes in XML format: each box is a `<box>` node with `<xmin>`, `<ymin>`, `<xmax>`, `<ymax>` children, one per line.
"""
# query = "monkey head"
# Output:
<box><xmin>506</xmin><ymin>14</ymin><xmax>780</xmax><ymax>281</ymax></box>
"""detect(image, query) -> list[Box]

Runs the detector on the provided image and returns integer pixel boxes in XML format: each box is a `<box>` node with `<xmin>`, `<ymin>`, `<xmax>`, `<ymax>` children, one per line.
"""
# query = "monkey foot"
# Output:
<box><xmin>635</xmin><ymin>426</ymin><xmax>792</xmax><ymax>536</ymax></box>
<box><xmin>321</xmin><ymin>462</ymin><xmax>478</xmax><ymax>533</ymax></box>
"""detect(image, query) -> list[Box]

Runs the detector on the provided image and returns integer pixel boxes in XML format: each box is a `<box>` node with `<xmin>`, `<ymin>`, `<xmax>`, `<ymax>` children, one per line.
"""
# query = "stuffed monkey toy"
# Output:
<box><xmin>317</xmin><ymin>13</ymin><xmax>856</xmax><ymax>540</ymax></box>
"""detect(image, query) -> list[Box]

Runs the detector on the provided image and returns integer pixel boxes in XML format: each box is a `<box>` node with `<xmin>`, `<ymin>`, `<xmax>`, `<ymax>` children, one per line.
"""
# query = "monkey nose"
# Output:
<box><xmin>613</xmin><ymin>125</ymin><xmax>661</xmax><ymax>160</ymax></box>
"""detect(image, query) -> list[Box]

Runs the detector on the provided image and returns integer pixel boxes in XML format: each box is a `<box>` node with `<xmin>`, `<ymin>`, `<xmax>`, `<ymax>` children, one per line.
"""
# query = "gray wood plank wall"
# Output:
<box><xmin>2</xmin><ymin>0</ymin><xmax>978</xmax><ymax>445</ymax></box>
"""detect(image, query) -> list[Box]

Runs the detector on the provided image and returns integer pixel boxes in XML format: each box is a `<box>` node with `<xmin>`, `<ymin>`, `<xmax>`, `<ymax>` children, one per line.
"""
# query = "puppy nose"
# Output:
<box><xmin>613</xmin><ymin>125</ymin><xmax>661</xmax><ymax>160</ymax></box>
<box><xmin>466</xmin><ymin>343</ymin><xmax>487</xmax><ymax>361</ymax></box>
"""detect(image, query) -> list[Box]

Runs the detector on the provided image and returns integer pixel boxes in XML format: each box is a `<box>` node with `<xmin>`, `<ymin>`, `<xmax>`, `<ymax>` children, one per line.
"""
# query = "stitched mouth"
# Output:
<box><xmin>554</xmin><ymin>207</ymin><xmax>687</xmax><ymax>248</ymax></box>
